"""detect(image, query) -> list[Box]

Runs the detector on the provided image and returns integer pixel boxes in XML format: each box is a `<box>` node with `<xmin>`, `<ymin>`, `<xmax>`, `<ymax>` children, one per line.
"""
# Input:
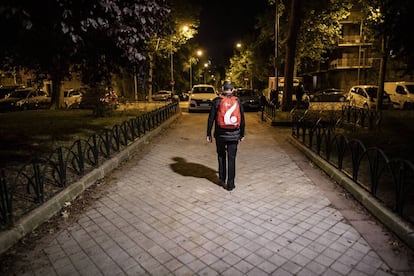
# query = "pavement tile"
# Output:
<box><xmin>124</xmin><ymin>265</ymin><xmax>148</xmax><ymax>276</ymax></box>
<box><xmin>331</xmin><ymin>260</ymin><xmax>353</xmax><ymax>275</ymax></box>
<box><xmin>244</xmin><ymin>253</ymin><xmax>266</xmax><ymax>266</ymax></box>
<box><xmin>209</xmin><ymin>259</ymin><xmax>231</xmax><ymax>274</ymax></box>
<box><xmin>197</xmin><ymin>266</ymin><xmax>220</xmax><ymax>276</ymax></box>
<box><xmin>270</xmin><ymin>267</ymin><xmax>293</xmax><ymax>276</ymax></box>
<box><xmin>54</xmin><ymin>264</ymin><xmax>79</xmax><ymax>276</ymax></box>
<box><xmin>78</xmin><ymin>265</ymin><xmax>103</xmax><ymax>276</ymax></box>
<box><xmin>306</xmin><ymin>260</ymin><xmax>328</xmax><ymax>275</ymax></box>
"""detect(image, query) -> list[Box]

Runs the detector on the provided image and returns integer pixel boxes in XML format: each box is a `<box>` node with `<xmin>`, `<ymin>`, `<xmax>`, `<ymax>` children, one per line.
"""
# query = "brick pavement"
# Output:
<box><xmin>3</xmin><ymin>112</ymin><xmax>413</xmax><ymax>275</ymax></box>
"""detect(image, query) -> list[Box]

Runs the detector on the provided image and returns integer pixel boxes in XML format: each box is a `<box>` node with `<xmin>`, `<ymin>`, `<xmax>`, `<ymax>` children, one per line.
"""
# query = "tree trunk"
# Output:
<box><xmin>50</xmin><ymin>74</ymin><xmax>64</xmax><ymax>109</ymax></box>
<box><xmin>282</xmin><ymin>0</ymin><xmax>301</xmax><ymax>112</ymax></box>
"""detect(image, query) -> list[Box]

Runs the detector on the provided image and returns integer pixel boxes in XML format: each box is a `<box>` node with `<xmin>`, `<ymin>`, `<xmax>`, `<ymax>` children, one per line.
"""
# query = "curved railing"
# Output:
<box><xmin>292</xmin><ymin>109</ymin><xmax>414</xmax><ymax>224</ymax></box>
<box><xmin>0</xmin><ymin>102</ymin><xmax>180</xmax><ymax>228</ymax></box>
<box><xmin>339</xmin><ymin>105</ymin><xmax>382</xmax><ymax>130</ymax></box>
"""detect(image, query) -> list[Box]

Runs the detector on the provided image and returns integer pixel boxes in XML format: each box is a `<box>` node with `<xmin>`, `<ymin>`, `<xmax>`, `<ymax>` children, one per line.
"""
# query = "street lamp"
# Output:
<box><xmin>170</xmin><ymin>40</ymin><xmax>174</xmax><ymax>94</ymax></box>
<box><xmin>203</xmin><ymin>63</ymin><xmax>209</xmax><ymax>83</ymax></box>
<box><xmin>189</xmin><ymin>50</ymin><xmax>203</xmax><ymax>90</ymax></box>
<box><xmin>171</xmin><ymin>25</ymin><xmax>191</xmax><ymax>94</ymax></box>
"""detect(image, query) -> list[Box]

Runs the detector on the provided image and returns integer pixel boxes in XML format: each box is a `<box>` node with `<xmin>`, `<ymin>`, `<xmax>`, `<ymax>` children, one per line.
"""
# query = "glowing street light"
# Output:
<box><xmin>171</xmin><ymin>25</ymin><xmax>191</xmax><ymax>94</ymax></box>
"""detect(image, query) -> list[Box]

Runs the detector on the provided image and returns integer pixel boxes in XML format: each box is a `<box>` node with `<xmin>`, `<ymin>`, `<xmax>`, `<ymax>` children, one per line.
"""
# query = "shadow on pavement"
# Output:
<box><xmin>170</xmin><ymin>157</ymin><xmax>219</xmax><ymax>185</ymax></box>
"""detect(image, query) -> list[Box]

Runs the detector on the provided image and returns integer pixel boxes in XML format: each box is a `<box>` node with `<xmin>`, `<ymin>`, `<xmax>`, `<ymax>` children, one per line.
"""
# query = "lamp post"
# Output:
<box><xmin>170</xmin><ymin>25</ymin><xmax>190</xmax><ymax>95</ymax></box>
<box><xmin>189</xmin><ymin>50</ymin><xmax>202</xmax><ymax>90</ymax></box>
<box><xmin>203</xmin><ymin>63</ymin><xmax>209</xmax><ymax>83</ymax></box>
<box><xmin>170</xmin><ymin>40</ymin><xmax>174</xmax><ymax>94</ymax></box>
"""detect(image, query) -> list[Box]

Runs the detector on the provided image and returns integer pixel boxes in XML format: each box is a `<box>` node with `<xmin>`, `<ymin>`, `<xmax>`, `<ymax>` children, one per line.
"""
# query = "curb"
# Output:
<box><xmin>287</xmin><ymin>136</ymin><xmax>414</xmax><ymax>250</ymax></box>
<box><xmin>0</xmin><ymin>112</ymin><xmax>181</xmax><ymax>255</ymax></box>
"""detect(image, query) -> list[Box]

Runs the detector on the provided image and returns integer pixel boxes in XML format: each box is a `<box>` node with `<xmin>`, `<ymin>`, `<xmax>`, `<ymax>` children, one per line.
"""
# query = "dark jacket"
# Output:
<box><xmin>207</xmin><ymin>94</ymin><xmax>245</xmax><ymax>141</ymax></box>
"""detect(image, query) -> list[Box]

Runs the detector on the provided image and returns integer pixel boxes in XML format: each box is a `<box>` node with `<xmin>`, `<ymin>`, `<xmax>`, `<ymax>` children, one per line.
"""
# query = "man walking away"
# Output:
<box><xmin>207</xmin><ymin>81</ymin><xmax>245</xmax><ymax>191</ymax></box>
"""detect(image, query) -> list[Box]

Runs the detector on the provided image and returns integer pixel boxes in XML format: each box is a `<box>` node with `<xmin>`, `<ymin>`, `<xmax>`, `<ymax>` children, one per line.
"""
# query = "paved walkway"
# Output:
<box><xmin>3</xmin><ymin>112</ymin><xmax>414</xmax><ymax>275</ymax></box>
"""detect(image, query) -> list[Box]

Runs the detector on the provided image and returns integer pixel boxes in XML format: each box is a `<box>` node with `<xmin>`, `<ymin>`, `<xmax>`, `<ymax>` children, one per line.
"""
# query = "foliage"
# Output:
<box><xmin>360</xmin><ymin>0</ymin><xmax>414</xmax><ymax>74</ymax></box>
<box><xmin>296</xmin><ymin>0</ymin><xmax>352</xmax><ymax>70</ymax></box>
<box><xmin>145</xmin><ymin>0</ymin><xmax>201</xmax><ymax>95</ymax></box>
<box><xmin>0</xmin><ymin>0</ymin><xmax>170</xmax><ymax>107</ymax></box>
<box><xmin>227</xmin><ymin>48</ymin><xmax>254</xmax><ymax>88</ymax></box>
<box><xmin>254</xmin><ymin>1</ymin><xmax>287</xmax><ymax>81</ymax></box>
<box><xmin>252</xmin><ymin>0</ymin><xmax>351</xmax><ymax>77</ymax></box>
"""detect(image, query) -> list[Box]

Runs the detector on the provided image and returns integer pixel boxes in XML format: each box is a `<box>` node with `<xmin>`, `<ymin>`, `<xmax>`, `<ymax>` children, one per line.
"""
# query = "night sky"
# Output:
<box><xmin>196</xmin><ymin>0</ymin><xmax>268</xmax><ymax>65</ymax></box>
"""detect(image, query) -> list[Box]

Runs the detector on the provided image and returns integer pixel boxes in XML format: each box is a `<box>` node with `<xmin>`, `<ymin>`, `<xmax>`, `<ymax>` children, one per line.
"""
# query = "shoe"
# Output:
<box><xmin>217</xmin><ymin>179</ymin><xmax>225</xmax><ymax>187</ymax></box>
<box><xmin>226</xmin><ymin>185</ymin><xmax>235</xmax><ymax>191</ymax></box>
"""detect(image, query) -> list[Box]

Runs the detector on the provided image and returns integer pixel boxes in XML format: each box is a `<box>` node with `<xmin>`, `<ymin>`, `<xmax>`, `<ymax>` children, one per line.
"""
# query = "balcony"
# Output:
<box><xmin>338</xmin><ymin>36</ymin><xmax>372</xmax><ymax>46</ymax></box>
<box><xmin>329</xmin><ymin>58</ymin><xmax>374</xmax><ymax>70</ymax></box>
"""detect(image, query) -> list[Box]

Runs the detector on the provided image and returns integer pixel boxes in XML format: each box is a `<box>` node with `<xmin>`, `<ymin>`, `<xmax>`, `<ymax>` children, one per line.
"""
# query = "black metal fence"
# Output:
<box><xmin>0</xmin><ymin>102</ymin><xmax>180</xmax><ymax>228</ymax></box>
<box><xmin>262</xmin><ymin>102</ymin><xmax>277</xmax><ymax>121</ymax></box>
<box><xmin>291</xmin><ymin>107</ymin><xmax>414</xmax><ymax>224</ymax></box>
<box><xmin>339</xmin><ymin>105</ymin><xmax>383</xmax><ymax>130</ymax></box>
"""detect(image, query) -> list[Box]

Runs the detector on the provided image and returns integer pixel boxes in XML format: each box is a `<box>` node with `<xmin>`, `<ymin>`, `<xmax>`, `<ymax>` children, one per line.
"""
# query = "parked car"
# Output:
<box><xmin>176</xmin><ymin>91</ymin><xmax>189</xmax><ymax>101</ymax></box>
<box><xmin>347</xmin><ymin>85</ymin><xmax>392</xmax><ymax>110</ymax></box>
<box><xmin>0</xmin><ymin>85</ymin><xmax>21</xmax><ymax>100</ymax></box>
<box><xmin>0</xmin><ymin>88</ymin><xmax>51</xmax><ymax>111</ymax></box>
<box><xmin>188</xmin><ymin>84</ymin><xmax>217</xmax><ymax>112</ymax></box>
<box><xmin>384</xmin><ymin>81</ymin><xmax>414</xmax><ymax>110</ymax></box>
<box><xmin>235</xmin><ymin>88</ymin><xmax>261</xmax><ymax>111</ymax></box>
<box><xmin>306</xmin><ymin>88</ymin><xmax>347</xmax><ymax>102</ymax></box>
<box><xmin>152</xmin><ymin>90</ymin><xmax>172</xmax><ymax>101</ymax></box>
<box><xmin>64</xmin><ymin>89</ymin><xmax>83</xmax><ymax>109</ymax></box>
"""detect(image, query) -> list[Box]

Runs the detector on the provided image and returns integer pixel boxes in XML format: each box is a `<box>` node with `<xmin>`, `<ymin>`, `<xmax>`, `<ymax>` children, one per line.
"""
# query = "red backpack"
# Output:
<box><xmin>217</xmin><ymin>95</ymin><xmax>241</xmax><ymax>129</ymax></box>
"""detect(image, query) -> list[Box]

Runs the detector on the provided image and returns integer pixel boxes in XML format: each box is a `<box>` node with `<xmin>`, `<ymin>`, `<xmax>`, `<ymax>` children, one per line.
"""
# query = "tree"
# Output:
<box><xmin>281</xmin><ymin>0</ymin><xmax>301</xmax><ymax>111</ymax></box>
<box><xmin>254</xmin><ymin>0</ymin><xmax>350</xmax><ymax>109</ymax></box>
<box><xmin>296</xmin><ymin>1</ymin><xmax>351</xmax><ymax>71</ymax></box>
<box><xmin>280</xmin><ymin>0</ymin><xmax>351</xmax><ymax>110</ymax></box>
<box><xmin>0</xmin><ymin>0</ymin><xmax>170</xmax><ymax>109</ymax></box>
<box><xmin>146</xmin><ymin>22</ymin><xmax>198</xmax><ymax>100</ymax></box>
<box><xmin>360</xmin><ymin>0</ymin><xmax>414</xmax><ymax>110</ymax></box>
<box><xmin>227</xmin><ymin>48</ymin><xmax>254</xmax><ymax>88</ymax></box>
<box><xmin>143</xmin><ymin>0</ymin><xmax>200</xmax><ymax>100</ymax></box>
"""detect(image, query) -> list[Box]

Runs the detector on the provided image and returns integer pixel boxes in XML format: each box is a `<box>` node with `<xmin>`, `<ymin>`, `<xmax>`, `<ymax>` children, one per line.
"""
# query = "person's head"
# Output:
<box><xmin>222</xmin><ymin>81</ymin><xmax>234</xmax><ymax>94</ymax></box>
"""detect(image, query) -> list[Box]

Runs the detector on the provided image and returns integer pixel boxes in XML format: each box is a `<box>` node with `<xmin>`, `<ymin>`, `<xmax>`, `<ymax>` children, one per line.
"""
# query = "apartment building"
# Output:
<box><xmin>305</xmin><ymin>9</ymin><xmax>380</xmax><ymax>92</ymax></box>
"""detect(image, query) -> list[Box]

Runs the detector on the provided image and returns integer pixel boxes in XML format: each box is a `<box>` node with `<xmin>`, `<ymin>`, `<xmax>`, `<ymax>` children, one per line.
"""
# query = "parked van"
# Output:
<box><xmin>384</xmin><ymin>81</ymin><xmax>414</xmax><ymax>109</ymax></box>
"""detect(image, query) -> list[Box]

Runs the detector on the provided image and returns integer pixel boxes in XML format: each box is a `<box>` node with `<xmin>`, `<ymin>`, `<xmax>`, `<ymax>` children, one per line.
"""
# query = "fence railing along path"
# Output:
<box><xmin>0</xmin><ymin>102</ymin><xmax>180</xmax><ymax>229</ymax></box>
<box><xmin>288</xmin><ymin>106</ymin><xmax>414</xmax><ymax>226</ymax></box>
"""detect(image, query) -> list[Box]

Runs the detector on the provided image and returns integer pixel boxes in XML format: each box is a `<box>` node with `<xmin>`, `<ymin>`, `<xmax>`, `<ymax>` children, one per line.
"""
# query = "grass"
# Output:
<box><xmin>297</xmin><ymin>104</ymin><xmax>414</xmax><ymax>163</ymax></box>
<box><xmin>0</xmin><ymin>104</ymin><xmax>164</xmax><ymax>167</ymax></box>
<box><xmin>346</xmin><ymin>110</ymin><xmax>414</xmax><ymax>162</ymax></box>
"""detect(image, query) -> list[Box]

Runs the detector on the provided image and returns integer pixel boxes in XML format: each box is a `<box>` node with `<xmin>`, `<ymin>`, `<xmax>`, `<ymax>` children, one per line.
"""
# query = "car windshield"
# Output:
<box><xmin>192</xmin><ymin>87</ymin><xmax>214</xmax><ymax>94</ymax></box>
<box><xmin>157</xmin><ymin>91</ymin><xmax>170</xmax><ymax>94</ymax></box>
<box><xmin>9</xmin><ymin>90</ymin><xmax>30</xmax><ymax>99</ymax></box>
<box><xmin>406</xmin><ymin>85</ymin><xmax>414</xmax><ymax>94</ymax></box>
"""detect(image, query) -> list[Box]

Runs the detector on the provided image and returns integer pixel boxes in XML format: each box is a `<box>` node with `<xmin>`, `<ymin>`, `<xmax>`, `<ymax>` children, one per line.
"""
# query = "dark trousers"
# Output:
<box><xmin>216</xmin><ymin>140</ymin><xmax>238</xmax><ymax>187</ymax></box>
